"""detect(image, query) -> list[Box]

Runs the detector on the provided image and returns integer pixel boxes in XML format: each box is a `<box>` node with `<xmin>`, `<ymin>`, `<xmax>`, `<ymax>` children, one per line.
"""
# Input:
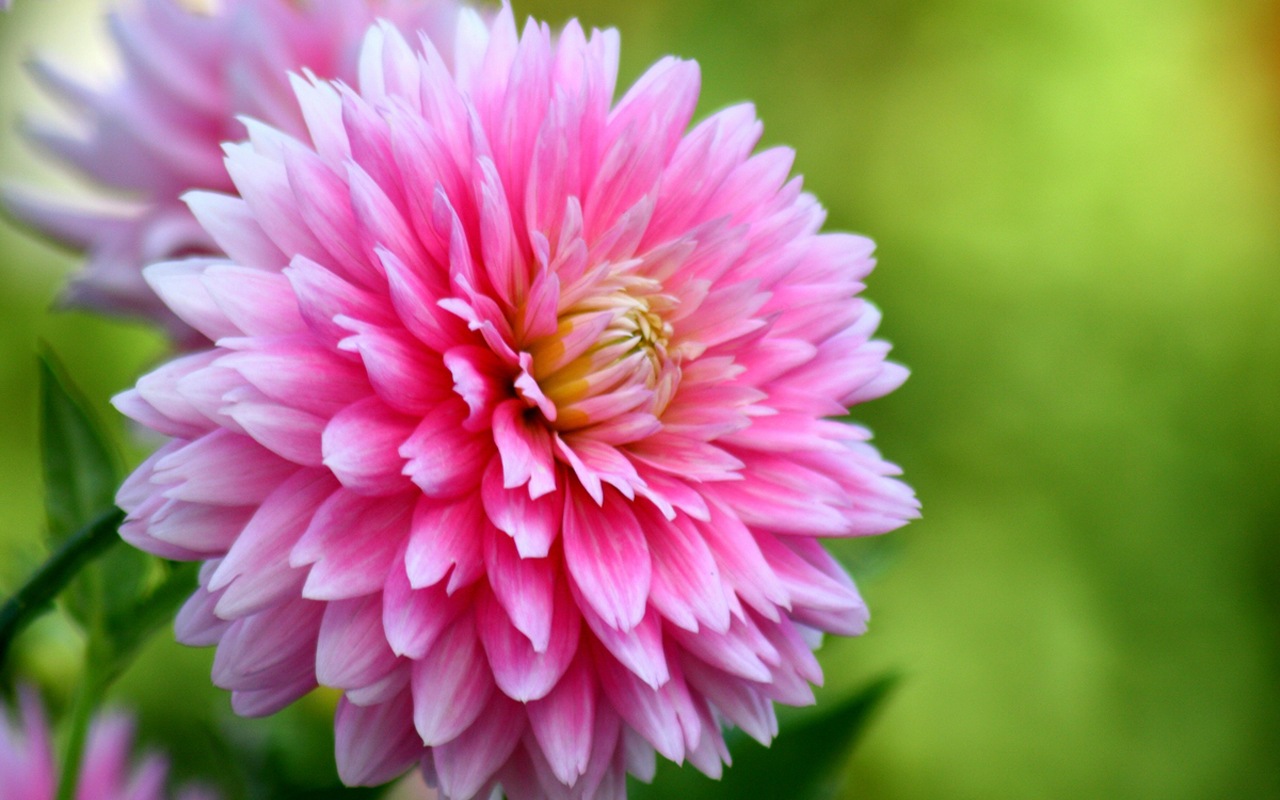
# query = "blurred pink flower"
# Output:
<box><xmin>5</xmin><ymin>0</ymin><xmax>460</xmax><ymax>345</ymax></box>
<box><xmin>0</xmin><ymin>689</ymin><xmax>214</xmax><ymax>800</ymax></box>
<box><xmin>114</xmin><ymin>6</ymin><xmax>918</xmax><ymax>799</ymax></box>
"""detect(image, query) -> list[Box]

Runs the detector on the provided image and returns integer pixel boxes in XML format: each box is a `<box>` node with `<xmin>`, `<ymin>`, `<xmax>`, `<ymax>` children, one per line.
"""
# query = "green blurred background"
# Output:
<box><xmin>3</xmin><ymin>0</ymin><xmax>1280</xmax><ymax>797</ymax></box>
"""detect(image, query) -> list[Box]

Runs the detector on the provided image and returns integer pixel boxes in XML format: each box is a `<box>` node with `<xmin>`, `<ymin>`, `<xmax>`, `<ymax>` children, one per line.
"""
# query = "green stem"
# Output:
<box><xmin>0</xmin><ymin>508</ymin><xmax>124</xmax><ymax>671</ymax></box>
<box><xmin>56</xmin><ymin>666</ymin><xmax>105</xmax><ymax>800</ymax></box>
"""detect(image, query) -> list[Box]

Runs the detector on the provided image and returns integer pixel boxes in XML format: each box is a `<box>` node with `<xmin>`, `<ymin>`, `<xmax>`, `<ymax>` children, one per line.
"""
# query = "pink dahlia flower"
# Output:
<box><xmin>5</xmin><ymin>0</ymin><xmax>460</xmax><ymax>344</ymax></box>
<box><xmin>0</xmin><ymin>689</ymin><xmax>214</xmax><ymax>800</ymax></box>
<box><xmin>114</xmin><ymin>7</ymin><xmax>919</xmax><ymax>799</ymax></box>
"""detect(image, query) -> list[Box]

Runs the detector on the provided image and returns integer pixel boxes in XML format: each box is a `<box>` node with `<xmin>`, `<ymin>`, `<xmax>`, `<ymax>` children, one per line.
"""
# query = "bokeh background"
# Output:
<box><xmin>3</xmin><ymin>0</ymin><xmax>1280</xmax><ymax>798</ymax></box>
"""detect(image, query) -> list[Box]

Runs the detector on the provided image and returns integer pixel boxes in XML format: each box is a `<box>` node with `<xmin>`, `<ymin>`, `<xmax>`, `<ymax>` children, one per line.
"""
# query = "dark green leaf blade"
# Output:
<box><xmin>98</xmin><ymin>560</ymin><xmax>199</xmax><ymax>680</ymax></box>
<box><xmin>38</xmin><ymin>350</ymin><xmax>120</xmax><ymax>542</ymax></box>
<box><xmin>629</xmin><ymin>673</ymin><xmax>899</xmax><ymax>800</ymax></box>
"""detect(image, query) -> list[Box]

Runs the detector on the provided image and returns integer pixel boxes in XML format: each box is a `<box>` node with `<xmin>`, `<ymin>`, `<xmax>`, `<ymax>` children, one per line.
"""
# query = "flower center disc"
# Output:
<box><xmin>523</xmin><ymin>275</ymin><xmax>679</xmax><ymax>432</ymax></box>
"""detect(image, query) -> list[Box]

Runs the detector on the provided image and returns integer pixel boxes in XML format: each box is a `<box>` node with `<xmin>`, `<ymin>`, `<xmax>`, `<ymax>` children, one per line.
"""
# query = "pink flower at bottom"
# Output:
<box><xmin>115</xmin><ymin>6</ymin><xmax>919</xmax><ymax>799</ymax></box>
<box><xmin>5</xmin><ymin>0</ymin><xmax>460</xmax><ymax>344</ymax></box>
<box><xmin>0</xmin><ymin>689</ymin><xmax>214</xmax><ymax>800</ymax></box>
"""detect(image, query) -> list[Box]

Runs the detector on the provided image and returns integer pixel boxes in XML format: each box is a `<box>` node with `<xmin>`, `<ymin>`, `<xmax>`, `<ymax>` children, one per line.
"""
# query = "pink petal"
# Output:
<box><xmin>210</xmin><ymin>469</ymin><xmax>336</xmax><ymax>617</ymax></box>
<box><xmin>637</xmin><ymin>504</ymin><xmax>731</xmax><ymax>634</ymax></box>
<box><xmin>291</xmin><ymin>488</ymin><xmax>412</xmax><ymax>601</ymax></box>
<box><xmin>399</xmin><ymin>402</ymin><xmax>491</xmax><ymax>498</ymax></box>
<box><xmin>476</xmin><ymin>586</ymin><xmax>579</xmax><ymax>702</ymax></box>
<box><xmin>153</xmin><ymin>430</ymin><xmax>298</xmax><ymax>506</ymax></box>
<box><xmin>481</xmin><ymin>456</ymin><xmax>562</xmax><ymax>559</ymax></box>
<box><xmin>410</xmin><ymin>615</ymin><xmax>494</xmax><ymax>746</ymax></box>
<box><xmin>526</xmin><ymin>651</ymin><xmax>596</xmax><ymax>786</ymax></box>
<box><xmin>322</xmin><ymin>397</ymin><xmax>416</xmax><ymax>496</ymax></box>
<box><xmin>482</xmin><ymin>518</ymin><xmax>557</xmax><ymax>649</ymax></box>
<box><xmin>316</xmin><ymin>593</ymin><xmax>400</xmax><ymax>692</ymax></box>
<box><xmin>492</xmin><ymin>399</ymin><xmax>557</xmax><ymax>499</ymax></box>
<box><xmin>334</xmin><ymin>692</ymin><xmax>422</xmax><ymax>786</ymax></box>
<box><xmin>337</xmin><ymin>318</ymin><xmax>450</xmax><ymax>416</ymax></box>
<box><xmin>431</xmin><ymin>694</ymin><xmax>525</xmax><ymax>800</ymax></box>
<box><xmin>404</xmin><ymin>494</ymin><xmax>485</xmax><ymax>593</ymax></box>
<box><xmin>383</xmin><ymin>554</ymin><xmax>467</xmax><ymax>659</ymax></box>
<box><xmin>562</xmin><ymin>484</ymin><xmax>651</xmax><ymax>632</ymax></box>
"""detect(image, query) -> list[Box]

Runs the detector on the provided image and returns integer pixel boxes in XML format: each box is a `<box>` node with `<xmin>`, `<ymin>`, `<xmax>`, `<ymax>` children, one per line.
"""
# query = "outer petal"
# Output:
<box><xmin>562</xmin><ymin>484</ymin><xmax>651</xmax><ymax>632</ymax></box>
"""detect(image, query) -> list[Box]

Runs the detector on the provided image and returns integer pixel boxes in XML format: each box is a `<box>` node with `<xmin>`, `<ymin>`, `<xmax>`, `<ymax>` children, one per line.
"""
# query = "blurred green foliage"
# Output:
<box><xmin>3</xmin><ymin>0</ymin><xmax>1280</xmax><ymax>798</ymax></box>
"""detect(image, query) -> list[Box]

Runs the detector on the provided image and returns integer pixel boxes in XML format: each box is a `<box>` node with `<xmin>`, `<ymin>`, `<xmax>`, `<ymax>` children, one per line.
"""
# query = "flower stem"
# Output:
<box><xmin>0</xmin><ymin>507</ymin><xmax>124</xmax><ymax>671</ymax></box>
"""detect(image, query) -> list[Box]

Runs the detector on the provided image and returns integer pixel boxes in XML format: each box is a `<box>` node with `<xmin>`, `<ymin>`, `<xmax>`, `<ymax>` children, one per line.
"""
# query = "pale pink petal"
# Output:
<box><xmin>431</xmin><ymin>695</ymin><xmax>524</xmax><ymax>800</ymax></box>
<box><xmin>335</xmin><ymin>692</ymin><xmax>422</xmax><ymax>787</ymax></box>
<box><xmin>317</xmin><ymin>593</ymin><xmax>400</xmax><ymax>693</ymax></box>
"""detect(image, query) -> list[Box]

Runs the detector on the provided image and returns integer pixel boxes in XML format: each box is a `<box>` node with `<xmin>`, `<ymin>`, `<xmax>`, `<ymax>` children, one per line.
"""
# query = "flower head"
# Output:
<box><xmin>0</xmin><ymin>689</ymin><xmax>214</xmax><ymax>800</ymax></box>
<box><xmin>114</xmin><ymin>7</ymin><xmax>919</xmax><ymax>798</ymax></box>
<box><xmin>5</xmin><ymin>0</ymin><xmax>460</xmax><ymax>344</ymax></box>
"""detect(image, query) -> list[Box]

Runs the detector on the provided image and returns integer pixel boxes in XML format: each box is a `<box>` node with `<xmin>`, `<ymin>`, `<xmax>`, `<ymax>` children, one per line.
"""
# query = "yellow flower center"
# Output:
<box><xmin>525</xmin><ymin>275</ymin><xmax>678</xmax><ymax>431</ymax></box>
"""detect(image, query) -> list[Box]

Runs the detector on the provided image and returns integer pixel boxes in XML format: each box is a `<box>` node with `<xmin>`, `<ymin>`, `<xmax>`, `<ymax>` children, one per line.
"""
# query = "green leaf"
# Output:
<box><xmin>97</xmin><ymin>560</ymin><xmax>199</xmax><ymax>681</ymax></box>
<box><xmin>38</xmin><ymin>350</ymin><xmax>120</xmax><ymax>543</ymax></box>
<box><xmin>629</xmin><ymin>673</ymin><xmax>899</xmax><ymax>800</ymax></box>
<box><xmin>38</xmin><ymin>350</ymin><xmax>160</xmax><ymax>636</ymax></box>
